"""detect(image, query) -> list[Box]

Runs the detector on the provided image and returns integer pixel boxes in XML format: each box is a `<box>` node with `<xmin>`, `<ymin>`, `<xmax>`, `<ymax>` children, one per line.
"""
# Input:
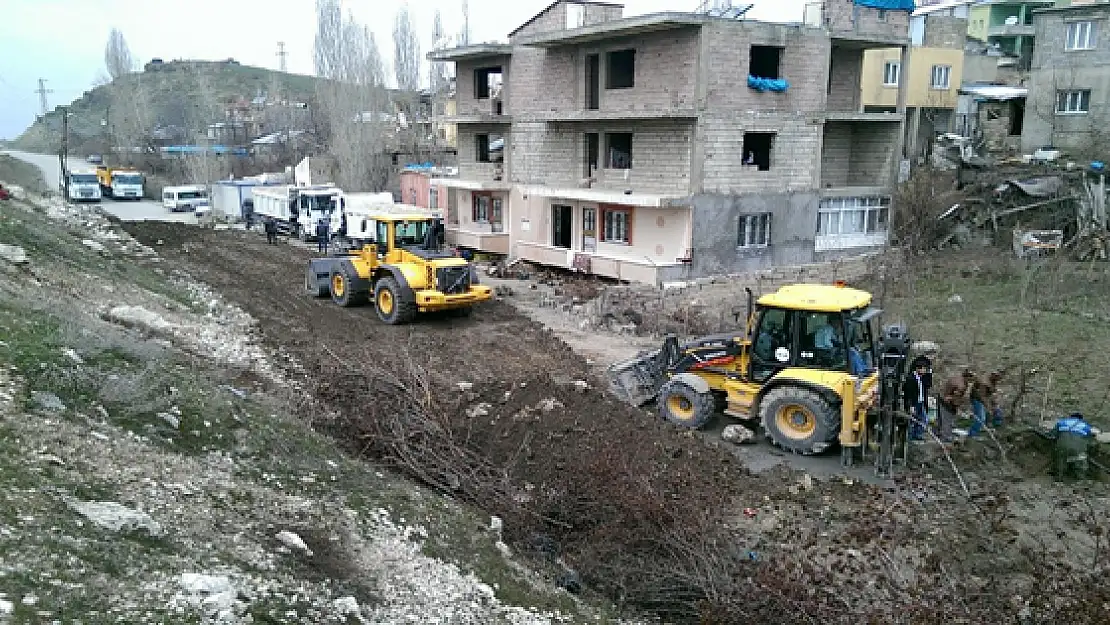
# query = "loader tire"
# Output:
<box><xmin>330</xmin><ymin>267</ymin><xmax>367</xmax><ymax>308</ymax></box>
<box><xmin>658</xmin><ymin>379</ymin><xmax>716</xmax><ymax>429</ymax></box>
<box><xmin>374</xmin><ymin>276</ymin><xmax>416</xmax><ymax>325</ymax></box>
<box><xmin>305</xmin><ymin>268</ymin><xmax>327</xmax><ymax>298</ymax></box>
<box><xmin>760</xmin><ymin>386</ymin><xmax>840</xmax><ymax>455</ymax></box>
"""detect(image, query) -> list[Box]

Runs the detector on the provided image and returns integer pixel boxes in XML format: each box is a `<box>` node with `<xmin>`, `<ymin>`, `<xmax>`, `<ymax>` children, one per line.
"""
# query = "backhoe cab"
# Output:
<box><xmin>608</xmin><ymin>283</ymin><xmax>899</xmax><ymax>458</ymax></box>
<box><xmin>304</xmin><ymin>213</ymin><xmax>492</xmax><ymax>324</ymax></box>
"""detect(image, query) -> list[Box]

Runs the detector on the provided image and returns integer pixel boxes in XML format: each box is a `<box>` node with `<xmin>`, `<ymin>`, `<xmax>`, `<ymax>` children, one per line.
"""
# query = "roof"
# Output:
<box><xmin>426</xmin><ymin>43</ymin><xmax>512</xmax><ymax>62</ymax></box>
<box><xmin>1033</xmin><ymin>2</ymin><xmax>1110</xmax><ymax>14</ymax></box>
<box><xmin>757</xmin><ymin>284</ymin><xmax>873</xmax><ymax>313</ymax></box>
<box><xmin>959</xmin><ymin>83</ymin><xmax>1028</xmax><ymax>100</ymax></box>
<box><xmin>912</xmin><ymin>0</ymin><xmax>973</xmax><ymax>17</ymax></box>
<box><xmin>508</xmin><ymin>1</ymin><xmax>625</xmax><ymax>38</ymax></box>
<box><xmin>514</xmin><ymin>12</ymin><xmax>706</xmax><ymax>48</ymax></box>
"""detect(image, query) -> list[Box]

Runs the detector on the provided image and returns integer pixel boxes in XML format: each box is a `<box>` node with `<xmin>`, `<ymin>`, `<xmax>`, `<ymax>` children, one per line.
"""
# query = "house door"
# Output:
<box><xmin>491</xmin><ymin>197</ymin><xmax>504</xmax><ymax>233</ymax></box>
<box><xmin>581</xmin><ymin>206</ymin><xmax>597</xmax><ymax>252</ymax></box>
<box><xmin>552</xmin><ymin>204</ymin><xmax>573</xmax><ymax>249</ymax></box>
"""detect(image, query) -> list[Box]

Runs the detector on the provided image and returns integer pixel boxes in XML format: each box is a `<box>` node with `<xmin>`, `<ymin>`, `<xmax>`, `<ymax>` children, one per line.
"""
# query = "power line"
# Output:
<box><xmin>35</xmin><ymin>78</ymin><xmax>53</xmax><ymax>115</ymax></box>
<box><xmin>277</xmin><ymin>41</ymin><xmax>288</xmax><ymax>72</ymax></box>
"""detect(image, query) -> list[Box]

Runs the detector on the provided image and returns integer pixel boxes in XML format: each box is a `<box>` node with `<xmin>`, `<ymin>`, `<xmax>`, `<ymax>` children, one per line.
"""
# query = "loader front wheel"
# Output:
<box><xmin>658</xmin><ymin>379</ymin><xmax>715</xmax><ymax>429</ymax></box>
<box><xmin>760</xmin><ymin>386</ymin><xmax>839</xmax><ymax>455</ymax></box>
<box><xmin>374</xmin><ymin>277</ymin><xmax>416</xmax><ymax>325</ymax></box>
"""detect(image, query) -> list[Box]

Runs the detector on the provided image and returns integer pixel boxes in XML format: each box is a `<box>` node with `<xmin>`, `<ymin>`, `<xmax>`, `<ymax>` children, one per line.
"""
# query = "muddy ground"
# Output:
<box><xmin>122</xmin><ymin>222</ymin><xmax>1110</xmax><ymax>623</ymax></box>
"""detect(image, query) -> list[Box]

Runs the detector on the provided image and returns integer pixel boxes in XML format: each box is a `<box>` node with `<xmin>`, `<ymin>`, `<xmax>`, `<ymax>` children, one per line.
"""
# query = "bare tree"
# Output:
<box><xmin>104</xmin><ymin>28</ymin><xmax>135</xmax><ymax>81</ymax></box>
<box><xmin>314</xmin><ymin>0</ymin><xmax>392</xmax><ymax>191</ymax></box>
<box><xmin>393</xmin><ymin>3</ymin><xmax>421</xmax><ymax>92</ymax></box>
<box><xmin>181</xmin><ymin>65</ymin><xmax>227</xmax><ymax>184</ymax></box>
<box><xmin>428</xmin><ymin>9</ymin><xmax>450</xmax><ymax>95</ymax></box>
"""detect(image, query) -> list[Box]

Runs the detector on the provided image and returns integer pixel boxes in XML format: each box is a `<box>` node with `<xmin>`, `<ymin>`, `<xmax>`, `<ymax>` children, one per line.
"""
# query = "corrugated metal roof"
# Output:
<box><xmin>912</xmin><ymin>0</ymin><xmax>972</xmax><ymax>16</ymax></box>
<box><xmin>959</xmin><ymin>84</ymin><xmax>1028</xmax><ymax>100</ymax></box>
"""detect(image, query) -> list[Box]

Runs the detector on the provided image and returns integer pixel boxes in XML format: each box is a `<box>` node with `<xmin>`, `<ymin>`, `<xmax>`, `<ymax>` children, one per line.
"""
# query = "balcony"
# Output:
<box><xmin>988</xmin><ymin>23</ymin><xmax>1035</xmax><ymax>38</ymax></box>
<box><xmin>522</xmin><ymin>107</ymin><xmax>698</xmax><ymax>123</ymax></box>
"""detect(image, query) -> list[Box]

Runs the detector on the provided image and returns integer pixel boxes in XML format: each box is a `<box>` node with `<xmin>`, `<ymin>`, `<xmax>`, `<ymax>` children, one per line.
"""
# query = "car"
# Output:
<box><xmin>86</xmin><ymin>154</ymin><xmax>103</xmax><ymax>164</ymax></box>
<box><xmin>0</xmin><ymin>184</ymin><xmax>10</xmax><ymax>201</ymax></box>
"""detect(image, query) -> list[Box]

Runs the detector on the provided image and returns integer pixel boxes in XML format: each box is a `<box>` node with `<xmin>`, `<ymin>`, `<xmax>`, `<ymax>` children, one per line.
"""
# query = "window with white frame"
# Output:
<box><xmin>429</xmin><ymin>187</ymin><xmax>438</xmax><ymax>210</ymax></box>
<box><xmin>602</xmin><ymin>208</ymin><xmax>631</xmax><ymax>244</ymax></box>
<box><xmin>1056</xmin><ymin>89</ymin><xmax>1091</xmax><ymax>114</ymax></box>
<box><xmin>930</xmin><ymin>65</ymin><xmax>951</xmax><ymax>90</ymax></box>
<box><xmin>1066</xmin><ymin>21</ymin><xmax>1095</xmax><ymax>51</ymax></box>
<box><xmin>883</xmin><ymin>61</ymin><xmax>900</xmax><ymax>87</ymax></box>
<box><xmin>737</xmin><ymin>213</ymin><xmax>771</xmax><ymax>248</ymax></box>
<box><xmin>816</xmin><ymin>197</ymin><xmax>890</xmax><ymax>237</ymax></box>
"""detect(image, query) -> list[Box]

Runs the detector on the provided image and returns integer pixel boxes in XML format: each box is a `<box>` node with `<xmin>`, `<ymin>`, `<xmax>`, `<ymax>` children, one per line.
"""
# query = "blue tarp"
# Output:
<box><xmin>854</xmin><ymin>0</ymin><xmax>915</xmax><ymax>11</ymax></box>
<box><xmin>160</xmin><ymin>145</ymin><xmax>250</xmax><ymax>156</ymax></box>
<box><xmin>747</xmin><ymin>75</ymin><xmax>789</xmax><ymax>93</ymax></box>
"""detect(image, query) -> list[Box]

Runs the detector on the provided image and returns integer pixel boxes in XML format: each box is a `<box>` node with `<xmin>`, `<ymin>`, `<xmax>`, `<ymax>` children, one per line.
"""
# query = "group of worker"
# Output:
<box><xmin>902</xmin><ymin>356</ymin><xmax>1004</xmax><ymax>444</ymax></box>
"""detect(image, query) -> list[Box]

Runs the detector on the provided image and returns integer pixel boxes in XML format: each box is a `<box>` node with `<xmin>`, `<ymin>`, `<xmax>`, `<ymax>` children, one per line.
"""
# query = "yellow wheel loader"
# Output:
<box><xmin>304</xmin><ymin>214</ymin><xmax>492</xmax><ymax>324</ymax></box>
<box><xmin>609</xmin><ymin>282</ymin><xmax>913</xmax><ymax>465</ymax></box>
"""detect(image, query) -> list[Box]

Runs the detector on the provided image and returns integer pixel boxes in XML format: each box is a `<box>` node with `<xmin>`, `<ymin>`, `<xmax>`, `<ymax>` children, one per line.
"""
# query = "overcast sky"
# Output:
<box><xmin>0</xmin><ymin>0</ymin><xmax>808</xmax><ymax>140</ymax></box>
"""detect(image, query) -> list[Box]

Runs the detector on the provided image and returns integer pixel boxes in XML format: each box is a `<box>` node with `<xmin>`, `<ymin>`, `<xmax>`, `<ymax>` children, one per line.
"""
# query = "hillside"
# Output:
<box><xmin>13</xmin><ymin>60</ymin><xmax>322</xmax><ymax>155</ymax></box>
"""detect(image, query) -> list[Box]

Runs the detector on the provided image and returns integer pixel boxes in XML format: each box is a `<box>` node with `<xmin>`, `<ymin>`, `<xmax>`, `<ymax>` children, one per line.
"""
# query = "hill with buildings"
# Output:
<box><xmin>12</xmin><ymin>59</ymin><xmax>322</xmax><ymax>157</ymax></box>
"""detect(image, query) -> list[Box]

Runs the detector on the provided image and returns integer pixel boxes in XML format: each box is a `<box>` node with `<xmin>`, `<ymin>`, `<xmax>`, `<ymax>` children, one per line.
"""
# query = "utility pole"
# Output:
<box><xmin>276</xmin><ymin>41</ymin><xmax>288</xmax><ymax>72</ymax></box>
<box><xmin>59</xmin><ymin>106</ymin><xmax>69</xmax><ymax>199</ymax></box>
<box><xmin>35</xmin><ymin>78</ymin><xmax>53</xmax><ymax>116</ymax></box>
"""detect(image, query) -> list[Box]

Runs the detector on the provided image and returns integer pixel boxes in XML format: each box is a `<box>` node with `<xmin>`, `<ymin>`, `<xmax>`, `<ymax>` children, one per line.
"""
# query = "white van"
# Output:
<box><xmin>162</xmin><ymin>185</ymin><xmax>210</xmax><ymax>213</ymax></box>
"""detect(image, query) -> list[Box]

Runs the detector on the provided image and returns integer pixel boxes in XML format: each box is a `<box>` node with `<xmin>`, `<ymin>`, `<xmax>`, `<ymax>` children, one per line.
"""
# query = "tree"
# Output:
<box><xmin>314</xmin><ymin>0</ymin><xmax>392</xmax><ymax>191</ymax></box>
<box><xmin>104</xmin><ymin>28</ymin><xmax>135</xmax><ymax>81</ymax></box>
<box><xmin>428</xmin><ymin>9</ymin><xmax>450</xmax><ymax>95</ymax></box>
<box><xmin>393</xmin><ymin>3</ymin><xmax>421</xmax><ymax>93</ymax></box>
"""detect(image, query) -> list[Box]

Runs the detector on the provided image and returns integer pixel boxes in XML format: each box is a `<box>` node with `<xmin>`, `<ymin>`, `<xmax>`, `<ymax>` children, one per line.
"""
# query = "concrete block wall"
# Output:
<box><xmin>507</xmin><ymin>46</ymin><xmax>579</xmax><ymax>115</ymax></box>
<box><xmin>509</xmin><ymin>120</ymin><xmax>694</xmax><ymax>195</ymax></box>
<box><xmin>827</xmin><ymin>46</ymin><xmax>864</xmax><ymax>112</ymax></box>
<box><xmin>923</xmin><ymin>15</ymin><xmax>970</xmax><ymax>49</ymax></box>
<box><xmin>457</xmin><ymin>124</ymin><xmax>511</xmax><ymax>181</ymax></box>
<box><xmin>584</xmin><ymin>29</ymin><xmax>702</xmax><ymax>113</ymax></box>
<box><xmin>699</xmin><ymin>114</ymin><xmax>823</xmax><ymax>194</ymax></box>
<box><xmin>510</xmin><ymin>2</ymin><xmax>624</xmax><ymax>40</ymax></box>
<box><xmin>821</xmin><ymin>122</ymin><xmax>899</xmax><ymax>187</ymax></box>
<box><xmin>455</xmin><ymin>58</ymin><xmax>512</xmax><ymax>117</ymax></box>
<box><xmin>823</xmin><ymin>0</ymin><xmax>910</xmax><ymax>41</ymax></box>
<box><xmin>702</xmin><ymin>21</ymin><xmax>832</xmax><ymax>113</ymax></box>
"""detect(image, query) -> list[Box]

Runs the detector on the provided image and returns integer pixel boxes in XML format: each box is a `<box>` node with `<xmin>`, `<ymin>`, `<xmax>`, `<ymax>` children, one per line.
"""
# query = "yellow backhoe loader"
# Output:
<box><xmin>305</xmin><ymin>214</ymin><xmax>492</xmax><ymax>324</ymax></box>
<box><xmin>608</xmin><ymin>282</ymin><xmax>914</xmax><ymax>466</ymax></box>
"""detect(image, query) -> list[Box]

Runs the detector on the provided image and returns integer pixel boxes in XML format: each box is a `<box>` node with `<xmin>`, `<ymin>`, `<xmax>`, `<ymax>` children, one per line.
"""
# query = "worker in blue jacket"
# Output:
<box><xmin>316</xmin><ymin>219</ymin><xmax>330</xmax><ymax>255</ymax></box>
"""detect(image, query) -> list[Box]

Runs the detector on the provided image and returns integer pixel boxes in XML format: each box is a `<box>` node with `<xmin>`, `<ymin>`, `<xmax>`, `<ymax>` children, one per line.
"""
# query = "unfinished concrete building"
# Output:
<box><xmin>428</xmin><ymin>0</ymin><xmax>911</xmax><ymax>284</ymax></box>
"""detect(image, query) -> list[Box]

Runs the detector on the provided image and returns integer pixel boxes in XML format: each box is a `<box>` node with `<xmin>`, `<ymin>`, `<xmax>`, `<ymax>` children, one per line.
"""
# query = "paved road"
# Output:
<box><xmin>3</xmin><ymin>150</ymin><xmax>200</xmax><ymax>224</ymax></box>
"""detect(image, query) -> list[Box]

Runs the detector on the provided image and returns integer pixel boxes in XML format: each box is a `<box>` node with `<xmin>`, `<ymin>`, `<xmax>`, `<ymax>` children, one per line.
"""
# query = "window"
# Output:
<box><xmin>1066</xmin><ymin>21</ymin><xmax>1095</xmax><ymax>51</ymax></box>
<box><xmin>567</xmin><ymin>2</ymin><xmax>585</xmax><ymax>28</ymax></box>
<box><xmin>606</xmin><ymin>49</ymin><xmax>635</xmax><ymax>89</ymax></box>
<box><xmin>601</xmin><ymin>207</ymin><xmax>631</xmax><ymax>244</ymax></box>
<box><xmin>742</xmin><ymin>132</ymin><xmax>775</xmax><ymax>171</ymax></box>
<box><xmin>749</xmin><ymin>45</ymin><xmax>783</xmax><ymax>80</ymax></box>
<box><xmin>882</xmin><ymin>61</ymin><xmax>900</xmax><ymax>87</ymax></box>
<box><xmin>930</xmin><ymin>65</ymin><xmax>951</xmax><ymax>90</ymax></box>
<box><xmin>816</xmin><ymin>197</ymin><xmax>890</xmax><ymax>237</ymax></box>
<box><xmin>1056</xmin><ymin>89</ymin><xmax>1091</xmax><ymax>114</ymax></box>
<box><xmin>429</xmin><ymin>187</ymin><xmax>438</xmax><ymax>209</ymax></box>
<box><xmin>605</xmin><ymin>132</ymin><xmax>632</xmax><ymax>169</ymax></box>
<box><xmin>409</xmin><ymin>189</ymin><xmax>417</xmax><ymax>205</ymax></box>
<box><xmin>475</xmin><ymin>133</ymin><xmax>504</xmax><ymax>163</ymax></box>
<box><xmin>474</xmin><ymin>66</ymin><xmax>503</xmax><ymax>99</ymax></box>
<box><xmin>738</xmin><ymin>213</ymin><xmax>772</xmax><ymax>248</ymax></box>
<box><xmin>473</xmin><ymin>195</ymin><xmax>490</xmax><ymax>222</ymax></box>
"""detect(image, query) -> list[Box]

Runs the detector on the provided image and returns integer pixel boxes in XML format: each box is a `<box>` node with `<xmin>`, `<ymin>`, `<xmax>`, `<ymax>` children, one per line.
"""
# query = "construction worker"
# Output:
<box><xmin>264</xmin><ymin>217</ymin><xmax>278</xmax><ymax>245</ymax></box>
<box><xmin>316</xmin><ymin>219</ymin><xmax>330</xmax><ymax>255</ymax></box>
<box><xmin>969</xmin><ymin>370</ymin><xmax>1005</xmax><ymax>436</ymax></box>
<box><xmin>903</xmin><ymin>356</ymin><xmax>932</xmax><ymax>442</ymax></box>
<box><xmin>1053</xmin><ymin>413</ymin><xmax>1094</xmax><ymax>480</ymax></box>
<box><xmin>937</xmin><ymin>368</ymin><xmax>974</xmax><ymax>444</ymax></box>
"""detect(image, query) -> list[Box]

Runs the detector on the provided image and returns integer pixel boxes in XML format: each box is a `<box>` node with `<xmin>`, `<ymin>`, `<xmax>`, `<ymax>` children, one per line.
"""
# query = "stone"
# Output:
<box><xmin>334</xmin><ymin>596</ymin><xmax>360</xmax><ymax>615</ymax></box>
<box><xmin>0</xmin><ymin>243</ymin><xmax>28</xmax><ymax>266</ymax></box>
<box><xmin>456</xmin><ymin>381</ymin><xmax>474</xmax><ymax>391</ymax></box>
<box><xmin>276</xmin><ymin>530</ymin><xmax>313</xmax><ymax>556</ymax></box>
<box><xmin>466</xmin><ymin>403</ymin><xmax>491</xmax><ymax>418</ymax></box>
<box><xmin>489</xmin><ymin>515</ymin><xmax>503</xmax><ymax>534</ymax></box>
<box><xmin>70</xmin><ymin>500</ymin><xmax>163</xmax><ymax>536</ymax></box>
<box><xmin>536</xmin><ymin>398</ymin><xmax>564</xmax><ymax>412</ymax></box>
<box><xmin>722</xmin><ymin>424</ymin><xmax>756</xmax><ymax>444</ymax></box>
<box><xmin>81</xmin><ymin>239</ymin><xmax>107</xmax><ymax>253</ymax></box>
<box><xmin>180</xmin><ymin>573</ymin><xmax>232</xmax><ymax>595</ymax></box>
<box><xmin>32</xmin><ymin>391</ymin><xmax>66</xmax><ymax>413</ymax></box>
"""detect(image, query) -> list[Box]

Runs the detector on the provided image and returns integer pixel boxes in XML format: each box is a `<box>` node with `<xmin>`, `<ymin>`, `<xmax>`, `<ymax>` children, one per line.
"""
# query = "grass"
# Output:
<box><xmin>0</xmin><ymin>154</ymin><xmax>47</xmax><ymax>193</ymax></box>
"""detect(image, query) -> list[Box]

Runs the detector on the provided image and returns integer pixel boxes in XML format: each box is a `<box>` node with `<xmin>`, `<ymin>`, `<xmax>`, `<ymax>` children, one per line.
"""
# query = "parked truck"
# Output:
<box><xmin>63</xmin><ymin>168</ymin><xmax>102</xmax><ymax>203</ymax></box>
<box><xmin>252</xmin><ymin>184</ymin><xmax>342</xmax><ymax>241</ymax></box>
<box><xmin>96</xmin><ymin>166</ymin><xmax>145</xmax><ymax>200</ymax></box>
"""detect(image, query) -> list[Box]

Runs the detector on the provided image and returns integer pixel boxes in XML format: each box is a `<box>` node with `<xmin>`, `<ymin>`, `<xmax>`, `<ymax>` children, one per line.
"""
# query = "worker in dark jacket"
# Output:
<box><xmin>264</xmin><ymin>217</ymin><xmax>278</xmax><ymax>244</ymax></box>
<box><xmin>902</xmin><ymin>356</ymin><xmax>932</xmax><ymax>441</ymax></box>
<box><xmin>316</xmin><ymin>219</ymin><xmax>330</xmax><ymax>255</ymax></box>
<box><xmin>937</xmin><ymin>368</ymin><xmax>975</xmax><ymax>444</ymax></box>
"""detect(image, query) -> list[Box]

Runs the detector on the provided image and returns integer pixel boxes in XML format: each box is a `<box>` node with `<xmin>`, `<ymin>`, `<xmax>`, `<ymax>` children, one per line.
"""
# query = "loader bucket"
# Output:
<box><xmin>607</xmin><ymin>349</ymin><xmax>667</xmax><ymax>407</ymax></box>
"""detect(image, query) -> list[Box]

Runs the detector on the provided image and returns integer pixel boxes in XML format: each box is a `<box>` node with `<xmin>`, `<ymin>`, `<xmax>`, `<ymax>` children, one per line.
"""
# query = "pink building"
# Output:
<box><xmin>399</xmin><ymin>169</ymin><xmax>447</xmax><ymax>211</ymax></box>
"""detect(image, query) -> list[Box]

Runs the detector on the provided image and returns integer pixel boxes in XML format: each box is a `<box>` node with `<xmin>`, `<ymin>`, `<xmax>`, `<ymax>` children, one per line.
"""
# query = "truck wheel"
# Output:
<box><xmin>374</xmin><ymin>277</ymin><xmax>416</xmax><ymax>325</ymax></box>
<box><xmin>760</xmin><ymin>386</ymin><xmax>840</xmax><ymax>455</ymax></box>
<box><xmin>658</xmin><ymin>379</ymin><xmax>716</xmax><ymax>429</ymax></box>
<box><xmin>305</xmin><ymin>267</ymin><xmax>327</xmax><ymax>298</ymax></box>
<box><xmin>330</xmin><ymin>268</ymin><xmax>366</xmax><ymax>307</ymax></box>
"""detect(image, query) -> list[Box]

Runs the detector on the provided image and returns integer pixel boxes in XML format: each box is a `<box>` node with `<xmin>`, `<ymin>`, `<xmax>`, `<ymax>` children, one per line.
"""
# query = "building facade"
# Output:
<box><xmin>861</xmin><ymin>1</ymin><xmax>972</xmax><ymax>158</ymax></box>
<box><xmin>967</xmin><ymin>0</ymin><xmax>1055</xmax><ymax>69</ymax></box>
<box><xmin>428</xmin><ymin>0</ymin><xmax>911</xmax><ymax>285</ymax></box>
<box><xmin>1021</xmin><ymin>1</ymin><xmax>1110</xmax><ymax>155</ymax></box>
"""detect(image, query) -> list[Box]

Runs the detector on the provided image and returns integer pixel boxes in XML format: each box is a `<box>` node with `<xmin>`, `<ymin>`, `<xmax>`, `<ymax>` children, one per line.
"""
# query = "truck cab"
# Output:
<box><xmin>109</xmin><ymin>170</ymin><xmax>144</xmax><ymax>200</ymax></box>
<box><xmin>66</xmin><ymin>170</ymin><xmax>102</xmax><ymax>203</ymax></box>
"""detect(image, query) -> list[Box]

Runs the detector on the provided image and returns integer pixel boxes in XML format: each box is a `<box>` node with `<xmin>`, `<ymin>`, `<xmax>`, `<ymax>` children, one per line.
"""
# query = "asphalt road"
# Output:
<box><xmin>3</xmin><ymin>150</ymin><xmax>200</xmax><ymax>224</ymax></box>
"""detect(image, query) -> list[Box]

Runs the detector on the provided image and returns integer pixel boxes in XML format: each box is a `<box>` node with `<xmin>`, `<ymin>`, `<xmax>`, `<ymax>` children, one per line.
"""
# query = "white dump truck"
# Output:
<box><xmin>64</xmin><ymin>168</ymin><xmax>102</xmax><ymax>203</ymax></box>
<box><xmin>252</xmin><ymin>184</ymin><xmax>342</xmax><ymax>241</ymax></box>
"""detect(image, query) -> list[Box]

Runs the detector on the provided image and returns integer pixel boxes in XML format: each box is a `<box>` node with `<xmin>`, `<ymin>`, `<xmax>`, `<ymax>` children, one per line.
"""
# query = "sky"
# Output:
<box><xmin>0</xmin><ymin>0</ymin><xmax>808</xmax><ymax>140</ymax></box>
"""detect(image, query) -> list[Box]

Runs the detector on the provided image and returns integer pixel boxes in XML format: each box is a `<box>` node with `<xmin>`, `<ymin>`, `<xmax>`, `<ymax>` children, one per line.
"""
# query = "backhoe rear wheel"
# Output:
<box><xmin>374</xmin><ymin>276</ymin><xmax>416</xmax><ymax>325</ymax></box>
<box><xmin>658</xmin><ymin>379</ymin><xmax>716</xmax><ymax>429</ymax></box>
<box><xmin>760</xmin><ymin>386</ymin><xmax>840</xmax><ymax>455</ymax></box>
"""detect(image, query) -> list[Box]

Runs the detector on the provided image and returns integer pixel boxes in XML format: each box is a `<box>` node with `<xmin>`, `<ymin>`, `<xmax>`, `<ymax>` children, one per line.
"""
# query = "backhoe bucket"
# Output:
<box><xmin>607</xmin><ymin>348</ymin><xmax>667</xmax><ymax>407</ymax></box>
